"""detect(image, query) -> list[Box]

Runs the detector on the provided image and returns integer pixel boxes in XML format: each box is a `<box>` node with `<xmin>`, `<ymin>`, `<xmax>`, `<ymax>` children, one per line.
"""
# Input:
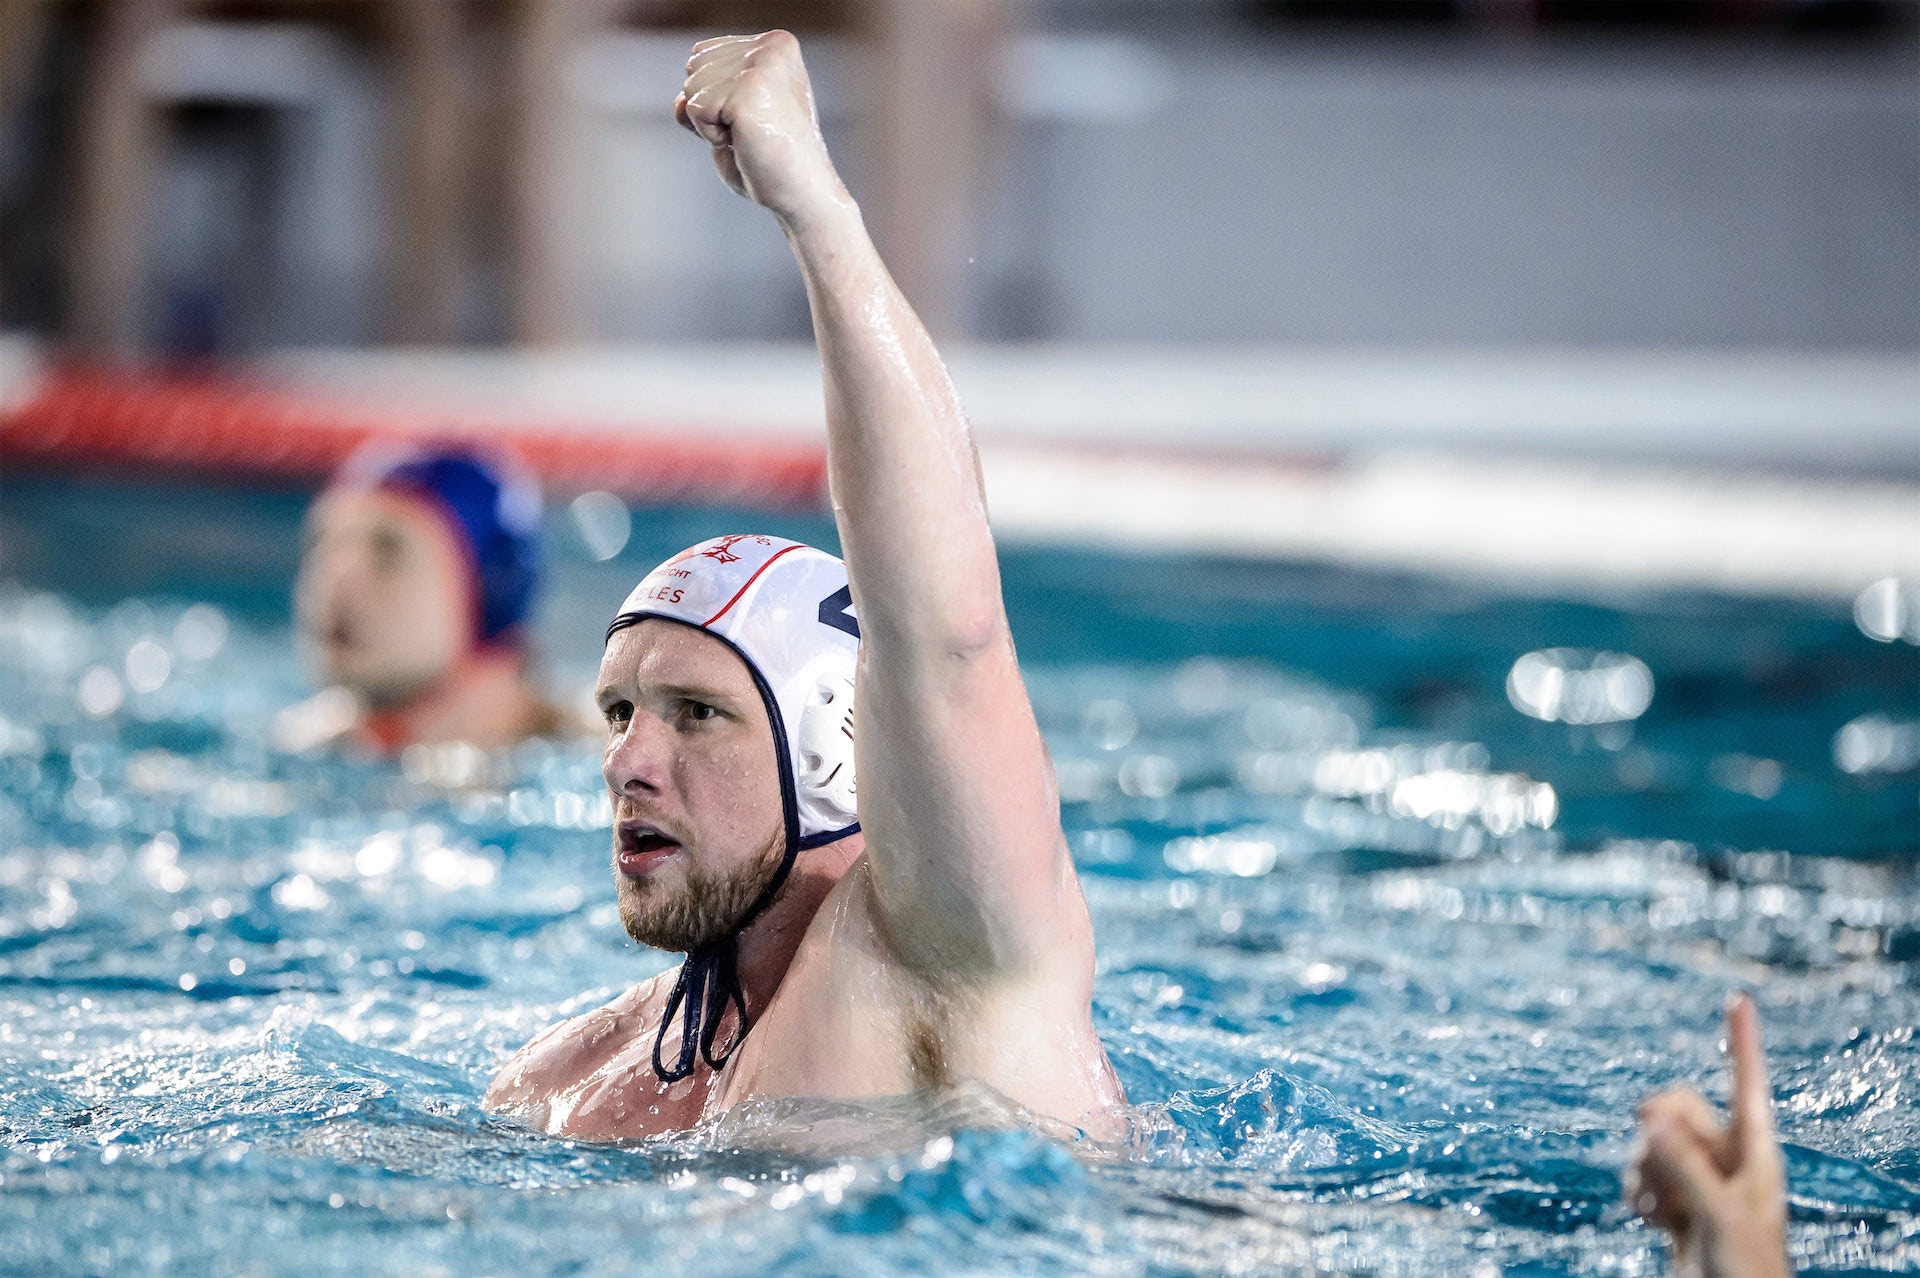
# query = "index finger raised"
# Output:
<box><xmin>1725</xmin><ymin>991</ymin><xmax>1776</xmax><ymax>1155</ymax></box>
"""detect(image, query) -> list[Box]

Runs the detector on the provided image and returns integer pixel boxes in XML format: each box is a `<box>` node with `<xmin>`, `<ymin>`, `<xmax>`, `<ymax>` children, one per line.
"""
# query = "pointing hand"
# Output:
<box><xmin>1627</xmin><ymin>993</ymin><xmax>1791</xmax><ymax>1278</ymax></box>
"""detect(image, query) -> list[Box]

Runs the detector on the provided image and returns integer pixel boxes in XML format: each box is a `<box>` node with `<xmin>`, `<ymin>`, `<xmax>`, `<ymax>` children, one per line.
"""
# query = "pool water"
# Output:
<box><xmin>1</xmin><ymin>474</ymin><xmax>1916</xmax><ymax>1276</ymax></box>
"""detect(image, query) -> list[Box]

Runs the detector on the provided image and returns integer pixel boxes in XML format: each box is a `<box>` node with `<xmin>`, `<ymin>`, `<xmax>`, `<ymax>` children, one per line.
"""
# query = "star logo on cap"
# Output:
<box><xmin>700</xmin><ymin>533</ymin><xmax>772</xmax><ymax>565</ymax></box>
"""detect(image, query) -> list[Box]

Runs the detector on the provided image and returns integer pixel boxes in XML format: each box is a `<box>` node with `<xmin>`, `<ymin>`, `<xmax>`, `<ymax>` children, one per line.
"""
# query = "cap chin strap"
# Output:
<box><xmin>651</xmin><ymin>915</ymin><xmax>750</xmax><ymax>1081</ymax></box>
<box><xmin>648</xmin><ymin>815</ymin><xmax>860</xmax><ymax>1083</ymax></box>
<box><xmin>608</xmin><ymin>611</ymin><xmax>858</xmax><ymax>1083</ymax></box>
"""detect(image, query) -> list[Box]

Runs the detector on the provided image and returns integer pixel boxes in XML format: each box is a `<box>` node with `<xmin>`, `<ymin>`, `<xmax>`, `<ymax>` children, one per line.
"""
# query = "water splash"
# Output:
<box><xmin>1</xmin><ymin>582</ymin><xmax>1917</xmax><ymax>1275</ymax></box>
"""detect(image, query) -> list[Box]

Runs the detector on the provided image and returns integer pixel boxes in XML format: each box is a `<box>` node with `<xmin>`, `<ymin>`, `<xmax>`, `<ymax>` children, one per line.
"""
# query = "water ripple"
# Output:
<box><xmin>1</xmin><ymin>582</ymin><xmax>1917</xmax><ymax>1275</ymax></box>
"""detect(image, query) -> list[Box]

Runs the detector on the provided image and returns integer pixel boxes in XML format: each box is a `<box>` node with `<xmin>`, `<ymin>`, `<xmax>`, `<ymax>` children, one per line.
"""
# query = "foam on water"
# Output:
<box><xmin>2</xmin><ymin>568</ymin><xmax>1917</xmax><ymax>1276</ymax></box>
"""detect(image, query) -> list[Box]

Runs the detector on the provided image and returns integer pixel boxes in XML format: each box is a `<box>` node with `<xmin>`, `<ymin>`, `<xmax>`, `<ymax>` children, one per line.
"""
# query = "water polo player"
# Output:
<box><xmin>479</xmin><ymin>41</ymin><xmax>1796</xmax><ymax>1274</ymax></box>
<box><xmin>282</xmin><ymin>441</ymin><xmax>575</xmax><ymax>752</ymax></box>
<box><xmin>483</xmin><ymin>31</ymin><xmax>1127</xmax><ymax>1138</ymax></box>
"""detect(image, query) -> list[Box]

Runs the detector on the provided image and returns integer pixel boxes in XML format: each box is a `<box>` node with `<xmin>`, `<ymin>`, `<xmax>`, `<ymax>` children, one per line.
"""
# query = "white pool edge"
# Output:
<box><xmin>6</xmin><ymin>335</ymin><xmax>1917</xmax><ymax>603</ymax></box>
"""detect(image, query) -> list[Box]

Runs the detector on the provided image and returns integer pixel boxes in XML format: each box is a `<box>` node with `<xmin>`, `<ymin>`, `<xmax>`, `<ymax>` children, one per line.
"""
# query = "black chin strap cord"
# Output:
<box><xmin>650</xmin><ymin>851</ymin><xmax>788</xmax><ymax>1083</ymax></box>
<box><xmin>646</xmin><ymin>823</ymin><xmax>861</xmax><ymax>1081</ymax></box>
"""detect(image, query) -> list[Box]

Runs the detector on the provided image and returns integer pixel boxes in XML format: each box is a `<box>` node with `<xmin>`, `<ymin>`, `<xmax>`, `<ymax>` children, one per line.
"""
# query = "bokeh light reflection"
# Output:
<box><xmin>1505</xmin><ymin>648</ymin><xmax>1654</xmax><ymax>724</ymax></box>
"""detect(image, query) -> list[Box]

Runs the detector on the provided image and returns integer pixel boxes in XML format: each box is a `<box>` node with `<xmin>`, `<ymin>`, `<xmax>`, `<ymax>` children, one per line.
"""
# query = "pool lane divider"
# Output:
<box><xmin>6</xmin><ymin>361</ymin><xmax>1919</xmax><ymax>604</ymax></box>
<box><xmin>0</xmin><ymin>364</ymin><xmax>829</xmax><ymax>506</ymax></box>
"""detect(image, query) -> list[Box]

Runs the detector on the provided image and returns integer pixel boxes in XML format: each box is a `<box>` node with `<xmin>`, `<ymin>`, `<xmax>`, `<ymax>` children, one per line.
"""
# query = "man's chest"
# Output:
<box><xmin>708</xmin><ymin>920</ymin><xmax>936</xmax><ymax>1109</ymax></box>
<box><xmin>560</xmin><ymin>957</ymin><xmax>920</xmax><ymax>1141</ymax></box>
<box><xmin>540</xmin><ymin>867</ymin><xmax>1009</xmax><ymax>1138</ymax></box>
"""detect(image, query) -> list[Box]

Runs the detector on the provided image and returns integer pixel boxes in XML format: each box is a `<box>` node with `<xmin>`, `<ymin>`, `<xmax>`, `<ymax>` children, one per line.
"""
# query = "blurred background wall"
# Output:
<box><xmin>2</xmin><ymin>0</ymin><xmax>1917</xmax><ymax>607</ymax></box>
<box><xmin>1</xmin><ymin>0</ymin><xmax>1914</xmax><ymax>361</ymax></box>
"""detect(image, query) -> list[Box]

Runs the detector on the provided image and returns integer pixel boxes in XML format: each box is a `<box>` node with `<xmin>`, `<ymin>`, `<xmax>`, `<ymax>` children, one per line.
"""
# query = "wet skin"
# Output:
<box><xmin>483</xmin><ymin>30</ymin><xmax>1126</xmax><ymax>1139</ymax></box>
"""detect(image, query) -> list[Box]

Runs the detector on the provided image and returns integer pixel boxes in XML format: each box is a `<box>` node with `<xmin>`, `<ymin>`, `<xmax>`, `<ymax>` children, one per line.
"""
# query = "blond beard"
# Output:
<box><xmin>617</xmin><ymin>827</ymin><xmax>786</xmax><ymax>953</ymax></box>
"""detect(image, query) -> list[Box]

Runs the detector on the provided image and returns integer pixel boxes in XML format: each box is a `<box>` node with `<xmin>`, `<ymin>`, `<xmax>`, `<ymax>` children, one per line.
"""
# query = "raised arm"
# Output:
<box><xmin>677</xmin><ymin>33</ymin><xmax>1078</xmax><ymax>983</ymax></box>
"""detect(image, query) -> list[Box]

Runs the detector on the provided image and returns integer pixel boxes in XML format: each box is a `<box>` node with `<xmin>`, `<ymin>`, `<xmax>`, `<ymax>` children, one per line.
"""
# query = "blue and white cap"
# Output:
<box><xmin>605</xmin><ymin>534</ymin><xmax>862</xmax><ymax>1080</ymax></box>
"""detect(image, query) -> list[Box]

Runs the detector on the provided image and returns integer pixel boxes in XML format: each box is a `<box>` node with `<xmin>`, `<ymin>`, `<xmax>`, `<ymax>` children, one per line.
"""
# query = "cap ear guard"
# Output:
<box><xmin>794</xmin><ymin>670</ymin><xmax>857</xmax><ymax>834</ymax></box>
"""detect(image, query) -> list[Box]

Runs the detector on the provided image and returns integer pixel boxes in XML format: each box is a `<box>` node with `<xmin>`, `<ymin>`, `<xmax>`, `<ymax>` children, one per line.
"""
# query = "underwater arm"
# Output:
<box><xmin>676</xmin><ymin>33</ymin><xmax>1080</xmax><ymax>983</ymax></box>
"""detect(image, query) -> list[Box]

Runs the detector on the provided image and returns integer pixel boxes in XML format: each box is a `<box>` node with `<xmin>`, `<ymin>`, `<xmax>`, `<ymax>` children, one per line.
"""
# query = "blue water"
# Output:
<box><xmin>2</xmin><ymin>474</ymin><xmax>1917</xmax><ymax>1276</ymax></box>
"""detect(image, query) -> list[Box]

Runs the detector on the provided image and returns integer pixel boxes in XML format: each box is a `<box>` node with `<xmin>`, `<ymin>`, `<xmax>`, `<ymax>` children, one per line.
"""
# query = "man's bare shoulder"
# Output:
<box><xmin>482</xmin><ymin>975</ymin><xmax>666</xmax><ymax>1112</ymax></box>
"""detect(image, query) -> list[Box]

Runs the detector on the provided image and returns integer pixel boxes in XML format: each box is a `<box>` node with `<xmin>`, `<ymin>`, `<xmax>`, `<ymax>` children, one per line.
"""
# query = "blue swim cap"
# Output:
<box><xmin>338</xmin><ymin>441</ymin><xmax>545</xmax><ymax>646</ymax></box>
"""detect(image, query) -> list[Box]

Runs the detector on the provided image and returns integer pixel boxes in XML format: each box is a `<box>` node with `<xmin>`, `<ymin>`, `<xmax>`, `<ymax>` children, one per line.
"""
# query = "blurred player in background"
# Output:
<box><xmin>278</xmin><ymin>441</ymin><xmax>576</xmax><ymax>753</ymax></box>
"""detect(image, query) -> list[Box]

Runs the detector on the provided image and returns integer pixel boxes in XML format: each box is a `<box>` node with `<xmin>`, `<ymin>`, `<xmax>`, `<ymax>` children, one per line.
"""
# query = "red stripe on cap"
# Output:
<box><xmin>704</xmin><ymin>544</ymin><xmax>802</xmax><ymax>628</ymax></box>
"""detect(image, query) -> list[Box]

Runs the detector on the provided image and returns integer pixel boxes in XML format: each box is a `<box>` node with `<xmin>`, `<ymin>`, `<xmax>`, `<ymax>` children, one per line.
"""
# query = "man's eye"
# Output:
<box><xmin>603</xmin><ymin>701</ymin><xmax>632</xmax><ymax>728</ymax></box>
<box><xmin>682</xmin><ymin>701</ymin><xmax>720</xmax><ymax>723</ymax></box>
<box><xmin>370</xmin><ymin>526</ymin><xmax>406</xmax><ymax>570</ymax></box>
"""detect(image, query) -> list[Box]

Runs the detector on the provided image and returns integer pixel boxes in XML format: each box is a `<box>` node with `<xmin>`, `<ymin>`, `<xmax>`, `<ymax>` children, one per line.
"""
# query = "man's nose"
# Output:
<box><xmin>604</xmin><ymin>713</ymin><xmax>669</xmax><ymax>794</ymax></box>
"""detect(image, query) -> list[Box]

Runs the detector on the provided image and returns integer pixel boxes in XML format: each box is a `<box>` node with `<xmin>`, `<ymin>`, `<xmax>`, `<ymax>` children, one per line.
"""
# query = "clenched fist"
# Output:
<box><xmin>676</xmin><ymin>31</ymin><xmax>847</xmax><ymax>226</ymax></box>
<box><xmin>1627</xmin><ymin>994</ymin><xmax>1791</xmax><ymax>1278</ymax></box>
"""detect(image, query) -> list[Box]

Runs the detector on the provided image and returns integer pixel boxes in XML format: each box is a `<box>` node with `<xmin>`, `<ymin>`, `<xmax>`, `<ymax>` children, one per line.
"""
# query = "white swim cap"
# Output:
<box><xmin>607</xmin><ymin>533</ymin><xmax>861</xmax><ymax>847</ymax></box>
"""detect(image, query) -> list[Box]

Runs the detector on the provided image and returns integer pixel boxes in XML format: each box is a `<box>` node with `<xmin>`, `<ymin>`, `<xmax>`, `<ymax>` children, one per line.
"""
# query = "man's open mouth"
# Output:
<box><xmin>615</xmin><ymin>821</ymin><xmax>682</xmax><ymax>876</ymax></box>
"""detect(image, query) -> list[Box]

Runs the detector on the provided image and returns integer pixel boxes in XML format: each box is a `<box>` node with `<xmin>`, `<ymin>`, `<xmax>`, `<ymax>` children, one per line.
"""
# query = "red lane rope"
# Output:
<box><xmin>0</xmin><ymin>364</ymin><xmax>830</xmax><ymax>507</ymax></box>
